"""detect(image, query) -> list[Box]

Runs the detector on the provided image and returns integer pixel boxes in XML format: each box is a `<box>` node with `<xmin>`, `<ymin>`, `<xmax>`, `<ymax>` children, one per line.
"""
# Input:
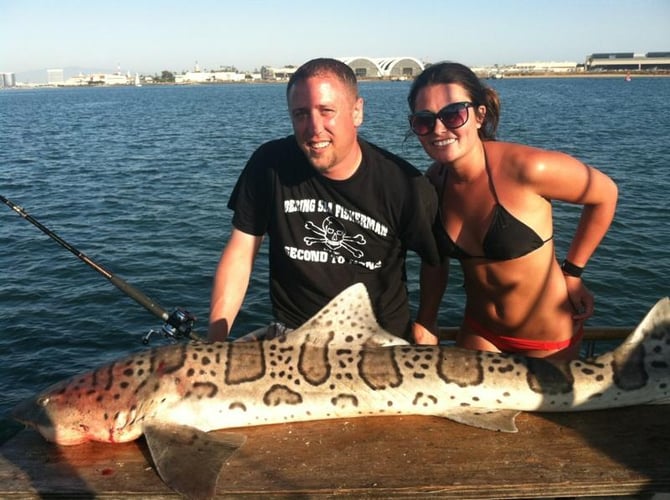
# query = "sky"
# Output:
<box><xmin>1</xmin><ymin>0</ymin><xmax>669</xmax><ymax>78</ymax></box>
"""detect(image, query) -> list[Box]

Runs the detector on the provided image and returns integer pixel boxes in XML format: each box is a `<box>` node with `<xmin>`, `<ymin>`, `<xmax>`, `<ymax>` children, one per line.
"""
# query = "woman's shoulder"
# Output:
<box><xmin>490</xmin><ymin>140</ymin><xmax>575</xmax><ymax>164</ymax></box>
<box><xmin>489</xmin><ymin>142</ymin><xmax>559</xmax><ymax>178</ymax></box>
<box><xmin>490</xmin><ymin>141</ymin><xmax>586</xmax><ymax>192</ymax></box>
<box><xmin>486</xmin><ymin>140</ymin><xmax>544</xmax><ymax>159</ymax></box>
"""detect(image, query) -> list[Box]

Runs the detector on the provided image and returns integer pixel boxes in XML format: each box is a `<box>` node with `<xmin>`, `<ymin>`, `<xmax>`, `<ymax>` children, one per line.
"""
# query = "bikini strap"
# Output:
<box><xmin>482</xmin><ymin>147</ymin><xmax>501</xmax><ymax>204</ymax></box>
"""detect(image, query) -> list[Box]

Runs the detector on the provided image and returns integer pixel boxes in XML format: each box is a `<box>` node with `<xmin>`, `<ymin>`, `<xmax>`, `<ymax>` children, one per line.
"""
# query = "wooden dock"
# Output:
<box><xmin>2</xmin><ymin>405</ymin><xmax>670</xmax><ymax>498</ymax></box>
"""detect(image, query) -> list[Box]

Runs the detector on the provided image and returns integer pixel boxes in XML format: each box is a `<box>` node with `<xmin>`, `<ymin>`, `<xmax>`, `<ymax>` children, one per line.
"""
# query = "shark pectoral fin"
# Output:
<box><xmin>646</xmin><ymin>398</ymin><xmax>670</xmax><ymax>405</ymax></box>
<box><xmin>143</xmin><ymin>422</ymin><xmax>246</xmax><ymax>500</ymax></box>
<box><xmin>442</xmin><ymin>408</ymin><xmax>521</xmax><ymax>433</ymax></box>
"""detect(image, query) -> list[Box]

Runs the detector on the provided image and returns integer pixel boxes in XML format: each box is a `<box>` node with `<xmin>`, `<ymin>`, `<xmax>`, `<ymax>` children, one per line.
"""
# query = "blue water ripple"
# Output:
<box><xmin>1</xmin><ymin>77</ymin><xmax>669</xmax><ymax>419</ymax></box>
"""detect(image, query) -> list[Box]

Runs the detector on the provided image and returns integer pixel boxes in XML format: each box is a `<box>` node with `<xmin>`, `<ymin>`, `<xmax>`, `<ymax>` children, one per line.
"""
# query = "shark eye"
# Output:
<box><xmin>38</xmin><ymin>397</ymin><xmax>50</xmax><ymax>407</ymax></box>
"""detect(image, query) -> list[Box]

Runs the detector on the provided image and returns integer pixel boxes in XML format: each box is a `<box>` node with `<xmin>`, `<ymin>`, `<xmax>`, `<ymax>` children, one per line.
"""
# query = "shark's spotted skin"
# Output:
<box><xmin>226</xmin><ymin>342</ymin><xmax>264</xmax><ymax>384</ymax></box>
<box><xmin>359</xmin><ymin>348</ymin><xmax>402</xmax><ymax>390</ymax></box>
<box><xmin>297</xmin><ymin>334</ymin><xmax>331</xmax><ymax>385</ymax></box>
<box><xmin>263</xmin><ymin>385</ymin><xmax>302</xmax><ymax>406</ymax></box>
<box><xmin>437</xmin><ymin>348</ymin><xmax>485</xmax><ymax>387</ymax></box>
<box><xmin>11</xmin><ymin>284</ymin><xmax>670</xmax><ymax>499</ymax></box>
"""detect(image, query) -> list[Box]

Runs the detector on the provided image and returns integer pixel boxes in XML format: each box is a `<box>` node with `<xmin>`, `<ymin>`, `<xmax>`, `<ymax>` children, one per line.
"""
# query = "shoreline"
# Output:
<box><xmin>5</xmin><ymin>71</ymin><xmax>669</xmax><ymax>89</ymax></box>
<box><xmin>484</xmin><ymin>71</ymin><xmax>670</xmax><ymax>79</ymax></box>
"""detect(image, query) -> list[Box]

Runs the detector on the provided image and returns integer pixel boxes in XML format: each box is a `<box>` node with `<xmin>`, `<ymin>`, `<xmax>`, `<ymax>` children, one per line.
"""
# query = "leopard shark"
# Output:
<box><xmin>11</xmin><ymin>284</ymin><xmax>670</xmax><ymax>499</ymax></box>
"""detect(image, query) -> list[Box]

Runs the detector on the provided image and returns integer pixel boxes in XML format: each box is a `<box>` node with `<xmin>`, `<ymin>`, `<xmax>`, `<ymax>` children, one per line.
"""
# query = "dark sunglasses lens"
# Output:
<box><xmin>438</xmin><ymin>105</ymin><xmax>468</xmax><ymax>129</ymax></box>
<box><xmin>410</xmin><ymin>113</ymin><xmax>436</xmax><ymax>135</ymax></box>
<box><xmin>411</xmin><ymin>103</ymin><xmax>470</xmax><ymax>135</ymax></box>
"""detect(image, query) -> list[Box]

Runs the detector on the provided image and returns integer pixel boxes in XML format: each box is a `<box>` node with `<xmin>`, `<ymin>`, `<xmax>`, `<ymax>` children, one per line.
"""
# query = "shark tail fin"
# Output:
<box><xmin>608</xmin><ymin>297</ymin><xmax>670</xmax><ymax>363</ymax></box>
<box><xmin>617</xmin><ymin>297</ymin><xmax>670</xmax><ymax>346</ymax></box>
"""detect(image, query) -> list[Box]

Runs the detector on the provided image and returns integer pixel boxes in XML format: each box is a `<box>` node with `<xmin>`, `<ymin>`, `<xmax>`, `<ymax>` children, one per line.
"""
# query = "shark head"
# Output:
<box><xmin>11</xmin><ymin>346</ymin><xmax>175</xmax><ymax>445</ymax></box>
<box><xmin>12</xmin><ymin>376</ymin><xmax>142</xmax><ymax>445</ymax></box>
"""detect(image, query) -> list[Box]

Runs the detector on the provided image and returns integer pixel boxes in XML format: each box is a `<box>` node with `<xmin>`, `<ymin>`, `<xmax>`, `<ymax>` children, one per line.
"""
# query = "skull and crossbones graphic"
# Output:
<box><xmin>304</xmin><ymin>216</ymin><xmax>366</xmax><ymax>258</ymax></box>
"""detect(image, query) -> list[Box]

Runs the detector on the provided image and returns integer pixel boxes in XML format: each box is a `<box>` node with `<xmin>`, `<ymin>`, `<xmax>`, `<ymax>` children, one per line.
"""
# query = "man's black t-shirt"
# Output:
<box><xmin>228</xmin><ymin>135</ymin><xmax>439</xmax><ymax>338</ymax></box>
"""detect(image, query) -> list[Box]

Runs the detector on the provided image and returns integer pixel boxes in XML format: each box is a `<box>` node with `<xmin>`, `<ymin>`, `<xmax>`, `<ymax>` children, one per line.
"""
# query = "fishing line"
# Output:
<box><xmin>1</xmin><ymin>194</ymin><xmax>200</xmax><ymax>343</ymax></box>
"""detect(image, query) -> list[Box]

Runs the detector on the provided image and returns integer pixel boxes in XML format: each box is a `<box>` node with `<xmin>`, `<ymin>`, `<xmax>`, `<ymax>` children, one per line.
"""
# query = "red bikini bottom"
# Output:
<box><xmin>464</xmin><ymin>315</ymin><xmax>584</xmax><ymax>352</ymax></box>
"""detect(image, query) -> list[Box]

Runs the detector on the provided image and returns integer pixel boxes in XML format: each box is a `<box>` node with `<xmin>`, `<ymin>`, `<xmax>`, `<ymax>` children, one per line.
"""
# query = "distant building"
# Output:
<box><xmin>585</xmin><ymin>52</ymin><xmax>670</xmax><ymax>71</ymax></box>
<box><xmin>260</xmin><ymin>66</ymin><xmax>297</xmax><ymax>81</ymax></box>
<box><xmin>85</xmin><ymin>73</ymin><xmax>129</xmax><ymax>85</ymax></box>
<box><xmin>340</xmin><ymin>57</ymin><xmax>382</xmax><ymax>78</ymax></box>
<box><xmin>512</xmin><ymin>61</ymin><xmax>580</xmax><ymax>73</ymax></box>
<box><xmin>259</xmin><ymin>57</ymin><xmax>425</xmax><ymax>81</ymax></box>
<box><xmin>340</xmin><ymin>57</ymin><xmax>425</xmax><ymax>79</ymax></box>
<box><xmin>175</xmin><ymin>70</ymin><xmax>247</xmax><ymax>84</ymax></box>
<box><xmin>174</xmin><ymin>61</ymin><xmax>252</xmax><ymax>83</ymax></box>
<box><xmin>1</xmin><ymin>72</ymin><xmax>16</xmax><ymax>87</ymax></box>
<box><xmin>47</xmin><ymin>69</ymin><xmax>64</xmax><ymax>85</ymax></box>
<box><xmin>376</xmin><ymin>57</ymin><xmax>424</xmax><ymax>79</ymax></box>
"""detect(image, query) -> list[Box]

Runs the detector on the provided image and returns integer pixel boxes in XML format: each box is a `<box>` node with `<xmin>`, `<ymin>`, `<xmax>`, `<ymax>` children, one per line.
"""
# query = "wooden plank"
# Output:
<box><xmin>2</xmin><ymin>405</ymin><xmax>669</xmax><ymax>498</ymax></box>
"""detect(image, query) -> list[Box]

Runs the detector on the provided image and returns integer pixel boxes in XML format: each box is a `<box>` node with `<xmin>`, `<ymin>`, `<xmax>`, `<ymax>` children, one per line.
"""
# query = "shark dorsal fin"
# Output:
<box><xmin>288</xmin><ymin>283</ymin><xmax>409</xmax><ymax>348</ymax></box>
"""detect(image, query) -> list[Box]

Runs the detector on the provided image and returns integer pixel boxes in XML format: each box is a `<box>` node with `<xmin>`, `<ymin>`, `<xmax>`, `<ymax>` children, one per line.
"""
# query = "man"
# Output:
<box><xmin>208</xmin><ymin>58</ymin><xmax>439</xmax><ymax>341</ymax></box>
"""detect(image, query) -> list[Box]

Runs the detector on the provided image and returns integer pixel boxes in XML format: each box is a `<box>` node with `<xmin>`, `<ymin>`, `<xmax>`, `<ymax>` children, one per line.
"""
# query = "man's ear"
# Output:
<box><xmin>353</xmin><ymin>97</ymin><xmax>364</xmax><ymax>127</ymax></box>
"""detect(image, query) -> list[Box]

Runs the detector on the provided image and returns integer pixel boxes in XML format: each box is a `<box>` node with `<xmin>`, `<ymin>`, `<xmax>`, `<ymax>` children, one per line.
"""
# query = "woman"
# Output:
<box><xmin>409</xmin><ymin>62</ymin><xmax>618</xmax><ymax>359</ymax></box>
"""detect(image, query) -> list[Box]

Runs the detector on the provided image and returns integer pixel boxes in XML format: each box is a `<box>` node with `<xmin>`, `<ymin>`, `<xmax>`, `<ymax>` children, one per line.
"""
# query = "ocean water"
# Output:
<box><xmin>0</xmin><ymin>77</ymin><xmax>669</xmax><ymax>427</ymax></box>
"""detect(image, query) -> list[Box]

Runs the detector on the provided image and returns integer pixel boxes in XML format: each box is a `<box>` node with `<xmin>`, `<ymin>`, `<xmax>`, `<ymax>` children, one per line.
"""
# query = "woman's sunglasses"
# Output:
<box><xmin>409</xmin><ymin>102</ymin><xmax>474</xmax><ymax>136</ymax></box>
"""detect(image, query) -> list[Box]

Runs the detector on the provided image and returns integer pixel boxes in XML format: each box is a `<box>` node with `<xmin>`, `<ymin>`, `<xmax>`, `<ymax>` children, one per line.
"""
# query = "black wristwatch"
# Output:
<box><xmin>561</xmin><ymin>259</ymin><xmax>584</xmax><ymax>278</ymax></box>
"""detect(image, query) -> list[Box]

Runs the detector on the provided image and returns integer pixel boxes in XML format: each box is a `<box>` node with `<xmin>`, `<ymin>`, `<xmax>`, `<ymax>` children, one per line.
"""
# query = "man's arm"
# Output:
<box><xmin>208</xmin><ymin>228</ymin><xmax>263</xmax><ymax>341</ymax></box>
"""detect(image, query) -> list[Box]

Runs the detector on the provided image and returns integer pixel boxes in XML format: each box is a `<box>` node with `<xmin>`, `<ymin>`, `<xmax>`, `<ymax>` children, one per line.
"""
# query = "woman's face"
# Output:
<box><xmin>411</xmin><ymin>83</ymin><xmax>484</xmax><ymax>165</ymax></box>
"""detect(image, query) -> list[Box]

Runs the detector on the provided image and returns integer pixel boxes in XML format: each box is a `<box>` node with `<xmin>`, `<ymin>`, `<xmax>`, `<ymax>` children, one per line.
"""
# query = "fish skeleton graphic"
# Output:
<box><xmin>12</xmin><ymin>284</ymin><xmax>670</xmax><ymax>499</ymax></box>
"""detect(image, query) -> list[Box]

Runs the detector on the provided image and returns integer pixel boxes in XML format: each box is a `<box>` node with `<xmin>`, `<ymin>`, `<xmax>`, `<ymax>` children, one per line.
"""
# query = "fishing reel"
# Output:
<box><xmin>1</xmin><ymin>195</ymin><xmax>205</xmax><ymax>348</ymax></box>
<box><xmin>143</xmin><ymin>307</ymin><xmax>199</xmax><ymax>344</ymax></box>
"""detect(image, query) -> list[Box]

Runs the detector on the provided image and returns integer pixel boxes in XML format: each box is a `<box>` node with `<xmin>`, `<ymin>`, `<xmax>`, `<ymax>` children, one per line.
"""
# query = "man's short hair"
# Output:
<box><xmin>286</xmin><ymin>58</ymin><xmax>358</xmax><ymax>99</ymax></box>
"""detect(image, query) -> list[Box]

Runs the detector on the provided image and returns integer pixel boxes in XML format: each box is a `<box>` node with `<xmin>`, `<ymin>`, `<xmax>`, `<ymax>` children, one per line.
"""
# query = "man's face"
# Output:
<box><xmin>288</xmin><ymin>74</ymin><xmax>363</xmax><ymax>179</ymax></box>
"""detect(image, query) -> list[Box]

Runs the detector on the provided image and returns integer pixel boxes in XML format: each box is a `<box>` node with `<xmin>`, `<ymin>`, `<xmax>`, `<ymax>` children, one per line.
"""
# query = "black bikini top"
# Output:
<box><xmin>434</xmin><ymin>158</ymin><xmax>553</xmax><ymax>261</ymax></box>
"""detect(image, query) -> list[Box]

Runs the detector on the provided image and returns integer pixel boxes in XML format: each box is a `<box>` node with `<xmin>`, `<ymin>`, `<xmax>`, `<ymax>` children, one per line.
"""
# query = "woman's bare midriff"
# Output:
<box><xmin>458</xmin><ymin>250</ymin><xmax>580</xmax><ymax>360</ymax></box>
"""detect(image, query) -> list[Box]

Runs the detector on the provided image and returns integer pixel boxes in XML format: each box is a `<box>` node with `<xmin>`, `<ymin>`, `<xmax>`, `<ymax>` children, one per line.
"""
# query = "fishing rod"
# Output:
<box><xmin>1</xmin><ymin>194</ymin><xmax>200</xmax><ymax>344</ymax></box>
